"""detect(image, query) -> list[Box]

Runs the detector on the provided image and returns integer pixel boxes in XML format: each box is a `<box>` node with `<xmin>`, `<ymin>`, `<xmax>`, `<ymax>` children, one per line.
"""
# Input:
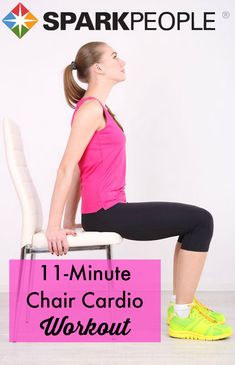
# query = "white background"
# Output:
<box><xmin>1</xmin><ymin>0</ymin><xmax>235</xmax><ymax>292</ymax></box>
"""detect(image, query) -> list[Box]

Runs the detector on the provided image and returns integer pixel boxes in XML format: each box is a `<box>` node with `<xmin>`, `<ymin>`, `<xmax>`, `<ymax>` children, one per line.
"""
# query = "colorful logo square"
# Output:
<box><xmin>2</xmin><ymin>2</ymin><xmax>38</xmax><ymax>39</ymax></box>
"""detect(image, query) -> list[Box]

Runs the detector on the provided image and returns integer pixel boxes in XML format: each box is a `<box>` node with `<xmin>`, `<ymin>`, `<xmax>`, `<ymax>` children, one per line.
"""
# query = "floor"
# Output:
<box><xmin>1</xmin><ymin>291</ymin><xmax>235</xmax><ymax>365</ymax></box>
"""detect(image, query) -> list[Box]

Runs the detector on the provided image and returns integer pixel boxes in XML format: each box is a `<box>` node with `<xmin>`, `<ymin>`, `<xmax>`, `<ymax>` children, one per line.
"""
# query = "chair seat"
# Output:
<box><xmin>32</xmin><ymin>228</ymin><xmax>123</xmax><ymax>249</ymax></box>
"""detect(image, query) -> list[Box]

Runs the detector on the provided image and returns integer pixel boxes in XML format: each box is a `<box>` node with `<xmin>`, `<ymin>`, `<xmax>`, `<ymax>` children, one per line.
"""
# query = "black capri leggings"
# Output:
<box><xmin>81</xmin><ymin>201</ymin><xmax>214</xmax><ymax>252</ymax></box>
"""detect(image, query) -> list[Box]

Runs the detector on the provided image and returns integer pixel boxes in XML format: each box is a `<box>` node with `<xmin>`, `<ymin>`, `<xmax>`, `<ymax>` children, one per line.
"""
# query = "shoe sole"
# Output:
<box><xmin>168</xmin><ymin>328</ymin><xmax>232</xmax><ymax>340</ymax></box>
<box><xmin>166</xmin><ymin>317</ymin><xmax>225</xmax><ymax>326</ymax></box>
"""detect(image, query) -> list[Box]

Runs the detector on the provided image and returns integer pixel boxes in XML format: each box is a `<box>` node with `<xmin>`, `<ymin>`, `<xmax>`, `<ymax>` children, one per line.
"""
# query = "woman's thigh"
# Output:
<box><xmin>81</xmin><ymin>201</ymin><xmax>211</xmax><ymax>242</ymax></box>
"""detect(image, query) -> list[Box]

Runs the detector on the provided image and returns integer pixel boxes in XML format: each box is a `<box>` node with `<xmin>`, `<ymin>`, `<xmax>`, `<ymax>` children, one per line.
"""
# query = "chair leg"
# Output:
<box><xmin>20</xmin><ymin>246</ymin><xmax>26</xmax><ymax>260</ymax></box>
<box><xmin>105</xmin><ymin>246</ymin><xmax>115</xmax><ymax>342</ymax></box>
<box><xmin>25</xmin><ymin>252</ymin><xmax>36</xmax><ymax>323</ymax></box>
<box><xmin>11</xmin><ymin>246</ymin><xmax>27</xmax><ymax>342</ymax></box>
<box><xmin>106</xmin><ymin>245</ymin><xmax>114</xmax><ymax>291</ymax></box>
<box><xmin>106</xmin><ymin>245</ymin><xmax>112</xmax><ymax>260</ymax></box>
<box><xmin>106</xmin><ymin>245</ymin><xmax>113</xmax><ymax>275</ymax></box>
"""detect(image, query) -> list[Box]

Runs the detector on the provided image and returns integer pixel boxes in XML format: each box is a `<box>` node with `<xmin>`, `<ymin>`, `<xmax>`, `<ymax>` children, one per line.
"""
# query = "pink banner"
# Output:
<box><xmin>9</xmin><ymin>259</ymin><xmax>161</xmax><ymax>342</ymax></box>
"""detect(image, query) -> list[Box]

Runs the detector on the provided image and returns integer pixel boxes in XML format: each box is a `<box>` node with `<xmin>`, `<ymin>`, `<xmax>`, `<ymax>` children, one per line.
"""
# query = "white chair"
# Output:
<box><xmin>2</xmin><ymin>117</ymin><xmax>123</xmax><ymax>260</ymax></box>
<box><xmin>3</xmin><ymin>117</ymin><xmax>123</xmax><ymax>341</ymax></box>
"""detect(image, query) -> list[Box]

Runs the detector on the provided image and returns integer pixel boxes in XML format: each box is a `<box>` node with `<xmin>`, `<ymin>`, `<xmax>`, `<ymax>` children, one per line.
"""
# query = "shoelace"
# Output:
<box><xmin>194</xmin><ymin>296</ymin><xmax>212</xmax><ymax>312</ymax></box>
<box><xmin>190</xmin><ymin>302</ymin><xmax>217</xmax><ymax>324</ymax></box>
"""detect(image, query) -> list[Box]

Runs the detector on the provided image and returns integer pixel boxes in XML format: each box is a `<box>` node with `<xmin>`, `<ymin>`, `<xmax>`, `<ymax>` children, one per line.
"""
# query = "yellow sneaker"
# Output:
<box><xmin>167</xmin><ymin>295</ymin><xmax>225</xmax><ymax>325</ymax></box>
<box><xmin>168</xmin><ymin>302</ymin><xmax>232</xmax><ymax>341</ymax></box>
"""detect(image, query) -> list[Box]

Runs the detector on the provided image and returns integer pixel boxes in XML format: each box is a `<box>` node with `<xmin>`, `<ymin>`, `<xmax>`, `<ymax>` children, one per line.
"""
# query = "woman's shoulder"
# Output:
<box><xmin>75</xmin><ymin>98</ymin><xmax>104</xmax><ymax>115</ymax></box>
<box><xmin>71</xmin><ymin>98</ymin><xmax>104</xmax><ymax>128</ymax></box>
<box><xmin>76</xmin><ymin>97</ymin><xmax>105</xmax><ymax>111</ymax></box>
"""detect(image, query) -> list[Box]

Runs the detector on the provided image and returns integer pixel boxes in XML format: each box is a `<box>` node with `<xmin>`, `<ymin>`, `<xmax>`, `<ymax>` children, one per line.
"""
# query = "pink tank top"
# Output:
<box><xmin>71</xmin><ymin>96</ymin><xmax>127</xmax><ymax>213</ymax></box>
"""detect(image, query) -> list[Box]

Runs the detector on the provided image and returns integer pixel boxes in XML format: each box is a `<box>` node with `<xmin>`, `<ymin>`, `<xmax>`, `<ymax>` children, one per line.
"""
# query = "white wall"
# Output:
<box><xmin>1</xmin><ymin>0</ymin><xmax>235</xmax><ymax>291</ymax></box>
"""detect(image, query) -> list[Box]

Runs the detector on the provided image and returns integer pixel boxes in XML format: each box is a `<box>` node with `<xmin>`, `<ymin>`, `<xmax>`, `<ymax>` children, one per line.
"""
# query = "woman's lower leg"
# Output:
<box><xmin>175</xmin><ymin>248</ymin><xmax>208</xmax><ymax>304</ymax></box>
<box><xmin>172</xmin><ymin>209</ymin><xmax>213</xmax><ymax>304</ymax></box>
<box><xmin>173</xmin><ymin>241</ymin><xmax>182</xmax><ymax>295</ymax></box>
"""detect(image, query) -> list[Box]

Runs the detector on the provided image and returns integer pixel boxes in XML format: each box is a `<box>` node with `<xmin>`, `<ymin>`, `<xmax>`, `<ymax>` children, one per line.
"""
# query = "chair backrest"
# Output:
<box><xmin>2</xmin><ymin>117</ymin><xmax>43</xmax><ymax>247</ymax></box>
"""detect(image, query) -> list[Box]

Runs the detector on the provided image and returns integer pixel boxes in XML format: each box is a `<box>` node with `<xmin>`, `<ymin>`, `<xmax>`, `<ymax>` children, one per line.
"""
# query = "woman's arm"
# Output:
<box><xmin>63</xmin><ymin>165</ymin><xmax>81</xmax><ymax>229</ymax></box>
<box><xmin>46</xmin><ymin>100</ymin><xmax>104</xmax><ymax>256</ymax></box>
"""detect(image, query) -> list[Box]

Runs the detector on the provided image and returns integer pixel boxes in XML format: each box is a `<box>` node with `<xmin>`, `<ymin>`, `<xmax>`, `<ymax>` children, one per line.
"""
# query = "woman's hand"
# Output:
<box><xmin>46</xmin><ymin>227</ymin><xmax>77</xmax><ymax>256</ymax></box>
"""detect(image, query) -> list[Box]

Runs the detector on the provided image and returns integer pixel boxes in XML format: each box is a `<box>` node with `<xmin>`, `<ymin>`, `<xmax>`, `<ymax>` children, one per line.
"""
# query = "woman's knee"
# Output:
<box><xmin>197</xmin><ymin>208</ymin><xmax>214</xmax><ymax>249</ymax></box>
<box><xmin>198</xmin><ymin>208</ymin><xmax>214</xmax><ymax>231</ymax></box>
<box><xmin>181</xmin><ymin>207</ymin><xmax>214</xmax><ymax>252</ymax></box>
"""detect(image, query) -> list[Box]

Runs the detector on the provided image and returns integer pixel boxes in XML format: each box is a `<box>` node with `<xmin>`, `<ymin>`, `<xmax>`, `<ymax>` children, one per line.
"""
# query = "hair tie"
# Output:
<box><xmin>71</xmin><ymin>61</ymin><xmax>77</xmax><ymax>70</ymax></box>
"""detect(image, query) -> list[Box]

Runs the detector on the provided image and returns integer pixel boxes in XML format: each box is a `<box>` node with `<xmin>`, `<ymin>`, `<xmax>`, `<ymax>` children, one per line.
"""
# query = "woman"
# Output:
<box><xmin>46</xmin><ymin>41</ymin><xmax>232</xmax><ymax>340</ymax></box>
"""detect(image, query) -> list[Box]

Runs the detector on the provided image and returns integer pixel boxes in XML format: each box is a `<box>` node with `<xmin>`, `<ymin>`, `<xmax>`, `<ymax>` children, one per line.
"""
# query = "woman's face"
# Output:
<box><xmin>97</xmin><ymin>44</ymin><xmax>126</xmax><ymax>82</ymax></box>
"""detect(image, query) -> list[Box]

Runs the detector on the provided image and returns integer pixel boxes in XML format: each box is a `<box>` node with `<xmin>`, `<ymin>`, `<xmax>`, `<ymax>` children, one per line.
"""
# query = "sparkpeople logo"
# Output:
<box><xmin>2</xmin><ymin>2</ymin><xmax>38</xmax><ymax>39</ymax></box>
